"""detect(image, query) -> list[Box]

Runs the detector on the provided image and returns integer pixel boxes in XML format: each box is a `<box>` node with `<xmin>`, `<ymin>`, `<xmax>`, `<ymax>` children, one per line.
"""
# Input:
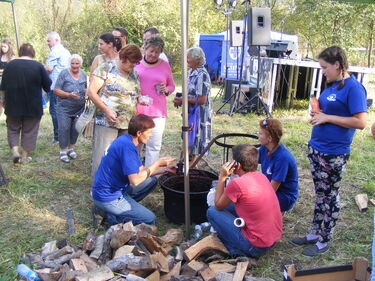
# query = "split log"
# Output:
<box><xmin>114</xmin><ymin>245</ymin><xmax>136</xmax><ymax>259</ymax></box>
<box><xmin>75</xmin><ymin>265</ymin><xmax>114</xmax><ymax>281</ymax></box>
<box><xmin>138</xmin><ymin>231</ymin><xmax>168</xmax><ymax>256</ymax></box>
<box><xmin>170</xmin><ymin>276</ymin><xmax>203</xmax><ymax>281</ymax></box>
<box><xmin>157</xmin><ymin>229</ymin><xmax>183</xmax><ymax>247</ymax></box>
<box><xmin>50</xmin><ymin>250</ymin><xmax>83</xmax><ymax>269</ymax></box>
<box><xmin>98</xmin><ymin>225</ymin><xmax>121</xmax><ymax>265</ymax></box>
<box><xmin>174</xmin><ymin>247</ymin><xmax>183</xmax><ymax>262</ymax></box>
<box><xmin>183</xmin><ymin>235</ymin><xmax>229</xmax><ymax>261</ymax></box>
<box><xmin>123</xmin><ymin>221</ymin><xmax>136</xmax><ymax>232</ymax></box>
<box><xmin>233</xmin><ymin>261</ymin><xmax>249</xmax><ymax>281</ymax></box>
<box><xmin>369</xmin><ymin>199</ymin><xmax>375</xmax><ymax>206</ymax></box>
<box><xmin>70</xmin><ymin>258</ymin><xmax>88</xmax><ymax>272</ymax></box>
<box><xmin>145</xmin><ymin>270</ymin><xmax>160</xmax><ymax>281</ymax></box>
<box><xmin>151</xmin><ymin>252</ymin><xmax>169</xmax><ymax>273</ymax></box>
<box><xmin>106</xmin><ymin>254</ymin><xmax>134</xmax><ymax>272</ymax></box>
<box><xmin>135</xmin><ymin>223</ymin><xmax>158</xmax><ymax>236</ymax></box>
<box><xmin>35</xmin><ymin>269</ymin><xmax>61</xmax><ymax>281</ymax></box>
<box><xmin>89</xmin><ymin>234</ymin><xmax>104</xmax><ymax>260</ymax></box>
<box><xmin>126</xmin><ymin>274</ymin><xmax>148</xmax><ymax>281</ymax></box>
<box><xmin>58</xmin><ymin>270</ymin><xmax>85</xmax><ymax>281</ymax></box>
<box><xmin>45</xmin><ymin>246</ymin><xmax>75</xmax><ymax>261</ymax></box>
<box><xmin>127</xmin><ymin>255</ymin><xmax>157</xmax><ymax>271</ymax></box>
<box><xmin>215</xmin><ymin>272</ymin><xmax>234</xmax><ymax>281</ymax></box>
<box><xmin>110</xmin><ymin>229</ymin><xmax>133</xmax><ymax>249</ymax></box>
<box><xmin>355</xmin><ymin>194</ymin><xmax>368</xmax><ymax>212</ymax></box>
<box><xmin>41</xmin><ymin>241</ymin><xmax>58</xmax><ymax>257</ymax></box>
<box><xmin>209</xmin><ymin>263</ymin><xmax>236</xmax><ymax>274</ymax></box>
<box><xmin>82</xmin><ymin>231</ymin><xmax>97</xmax><ymax>251</ymax></box>
<box><xmin>135</xmin><ymin>239</ymin><xmax>152</xmax><ymax>255</ymax></box>
<box><xmin>160</xmin><ymin>261</ymin><xmax>182</xmax><ymax>281</ymax></box>
<box><xmin>66</xmin><ymin>209</ymin><xmax>75</xmax><ymax>236</ymax></box>
<box><xmin>199</xmin><ymin>267</ymin><xmax>216</xmax><ymax>281</ymax></box>
<box><xmin>22</xmin><ymin>253</ymin><xmax>45</xmax><ymax>267</ymax></box>
<box><xmin>80</xmin><ymin>254</ymin><xmax>99</xmax><ymax>271</ymax></box>
<box><xmin>181</xmin><ymin>260</ymin><xmax>206</xmax><ymax>276</ymax></box>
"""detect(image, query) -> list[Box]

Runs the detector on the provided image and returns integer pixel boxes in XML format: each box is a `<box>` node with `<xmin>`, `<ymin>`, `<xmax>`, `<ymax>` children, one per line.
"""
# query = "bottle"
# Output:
<box><xmin>16</xmin><ymin>264</ymin><xmax>41</xmax><ymax>281</ymax></box>
<box><xmin>192</xmin><ymin>225</ymin><xmax>203</xmax><ymax>240</ymax></box>
<box><xmin>310</xmin><ymin>95</ymin><xmax>320</xmax><ymax>114</ymax></box>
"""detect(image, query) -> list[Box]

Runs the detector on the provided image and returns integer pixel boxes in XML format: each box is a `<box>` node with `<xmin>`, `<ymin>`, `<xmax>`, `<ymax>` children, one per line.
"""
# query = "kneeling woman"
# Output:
<box><xmin>207</xmin><ymin>144</ymin><xmax>282</xmax><ymax>257</ymax></box>
<box><xmin>92</xmin><ymin>114</ymin><xmax>175</xmax><ymax>225</ymax></box>
<box><xmin>258</xmin><ymin>118</ymin><xmax>298</xmax><ymax>212</ymax></box>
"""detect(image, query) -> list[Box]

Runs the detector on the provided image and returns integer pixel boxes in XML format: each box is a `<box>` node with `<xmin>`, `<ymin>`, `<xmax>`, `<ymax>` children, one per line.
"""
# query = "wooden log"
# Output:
<box><xmin>45</xmin><ymin>245</ymin><xmax>75</xmax><ymax>261</ymax></box>
<box><xmin>126</xmin><ymin>274</ymin><xmax>148</xmax><ymax>281</ymax></box>
<box><xmin>127</xmin><ymin>255</ymin><xmax>157</xmax><ymax>271</ymax></box>
<box><xmin>181</xmin><ymin>260</ymin><xmax>206</xmax><ymax>276</ymax></box>
<box><xmin>215</xmin><ymin>272</ymin><xmax>234</xmax><ymax>281</ymax></box>
<box><xmin>35</xmin><ymin>269</ymin><xmax>61</xmax><ymax>281</ymax></box>
<box><xmin>123</xmin><ymin>221</ymin><xmax>136</xmax><ymax>233</ymax></box>
<box><xmin>232</xmin><ymin>261</ymin><xmax>249</xmax><ymax>281</ymax></box>
<box><xmin>98</xmin><ymin>225</ymin><xmax>120</xmax><ymax>265</ymax></box>
<box><xmin>66</xmin><ymin>209</ymin><xmax>75</xmax><ymax>236</ymax></box>
<box><xmin>52</xmin><ymin>250</ymin><xmax>83</xmax><ymax>269</ymax></box>
<box><xmin>369</xmin><ymin>198</ymin><xmax>375</xmax><ymax>206</ymax></box>
<box><xmin>353</xmin><ymin>257</ymin><xmax>370</xmax><ymax>281</ymax></box>
<box><xmin>199</xmin><ymin>267</ymin><xmax>216</xmax><ymax>281</ymax></box>
<box><xmin>41</xmin><ymin>241</ymin><xmax>58</xmax><ymax>257</ymax></box>
<box><xmin>106</xmin><ymin>254</ymin><xmax>134</xmax><ymax>272</ymax></box>
<box><xmin>114</xmin><ymin>245</ymin><xmax>136</xmax><ymax>259</ymax></box>
<box><xmin>80</xmin><ymin>253</ymin><xmax>98</xmax><ymax>271</ymax></box>
<box><xmin>74</xmin><ymin>265</ymin><xmax>114</xmax><ymax>281</ymax></box>
<box><xmin>174</xmin><ymin>246</ymin><xmax>183</xmax><ymax>262</ymax></box>
<box><xmin>22</xmin><ymin>253</ymin><xmax>45</xmax><ymax>267</ymax></box>
<box><xmin>160</xmin><ymin>261</ymin><xmax>182</xmax><ymax>281</ymax></box>
<box><xmin>135</xmin><ymin>223</ymin><xmax>158</xmax><ymax>236</ymax></box>
<box><xmin>110</xmin><ymin>229</ymin><xmax>133</xmax><ymax>249</ymax></box>
<box><xmin>183</xmin><ymin>235</ymin><xmax>229</xmax><ymax>261</ymax></box>
<box><xmin>70</xmin><ymin>258</ymin><xmax>88</xmax><ymax>273</ymax></box>
<box><xmin>138</xmin><ymin>231</ymin><xmax>168</xmax><ymax>256</ymax></box>
<box><xmin>355</xmin><ymin>194</ymin><xmax>368</xmax><ymax>212</ymax></box>
<box><xmin>151</xmin><ymin>252</ymin><xmax>169</xmax><ymax>273</ymax></box>
<box><xmin>157</xmin><ymin>229</ymin><xmax>183</xmax><ymax>247</ymax></box>
<box><xmin>145</xmin><ymin>270</ymin><xmax>160</xmax><ymax>281</ymax></box>
<box><xmin>170</xmin><ymin>276</ymin><xmax>203</xmax><ymax>281</ymax></box>
<box><xmin>59</xmin><ymin>270</ymin><xmax>85</xmax><ymax>281</ymax></box>
<box><xmin>209</xmin><ymin>263</ymin><xmax>236</xmax><ymax>274</ymax></box>
<box><xmin>82</xmin><ymin>231</ymin><xmax>97</xmax><ymax>251</ymax></box>
<box><xmin>89</xmin><ymin>234</ymin><xmax>104</xmax><ymax>260</ymax></box>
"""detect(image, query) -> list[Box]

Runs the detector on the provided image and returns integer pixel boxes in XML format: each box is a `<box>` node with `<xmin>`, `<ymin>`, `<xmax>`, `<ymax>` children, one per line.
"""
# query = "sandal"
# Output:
<box><xmin>12</xmin><ymin>151</ymin><xmax>20</xmax><ymax>164</ymax></box>
<box><xmin>67</xmin><ymin>150</ymin><xmax>77</xmax><ymax>160</ymax></box>
<box><xmin>59</xmin><ymin>152</ymin><xmax>70</xmax><ymax>163</ymax></box>
<box><xmin>20</xmin><ymin>156</ymin><xmax>32</xmax><ymax>164</ymax></box>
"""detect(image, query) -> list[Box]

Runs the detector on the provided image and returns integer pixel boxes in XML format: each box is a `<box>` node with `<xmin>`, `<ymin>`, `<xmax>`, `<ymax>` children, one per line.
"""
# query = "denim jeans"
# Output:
<box><xmin>93</xmin><ymin>176</ymin><xmax>157</xmax><ymax>225</ymax></box>
<box><xmin>206</xmin><ymin>204</ymin><xmax>273</xmax><ymax>257</ymax></box>
<box><xmin>49</xmin><ymin>91</ymin><xmax>59</xmax><ymax>141</ymax></box>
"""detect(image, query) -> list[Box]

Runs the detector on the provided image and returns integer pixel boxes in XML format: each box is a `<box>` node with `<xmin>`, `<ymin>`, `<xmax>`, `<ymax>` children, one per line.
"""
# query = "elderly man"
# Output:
<box><xmin>142</xmin><ymin>27</ymin><xmax>168</xmax><ymax>62</ymax></box>
<box><xmin>45</xmin><ymin>31</ymin><xmax>71</xmax><ymax>144</ymax></box>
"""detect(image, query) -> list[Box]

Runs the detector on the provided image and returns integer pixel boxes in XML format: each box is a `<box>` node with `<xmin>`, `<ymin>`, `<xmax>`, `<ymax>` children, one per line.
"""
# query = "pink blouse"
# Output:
<box><xmin>135</xmin><ymin>60</ymin><xmax>175</xmax><ymax>118</ymax></box>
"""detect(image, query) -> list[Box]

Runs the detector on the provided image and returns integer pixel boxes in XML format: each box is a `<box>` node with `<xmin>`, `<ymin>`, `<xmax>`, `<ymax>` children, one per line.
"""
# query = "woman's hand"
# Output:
<box><xmin>219</xmin><ymin>161</ymin><xmax>235</xmax><ymax>178</ymax></box>
<box><xmin>159</xmin><ymin>83</ymin><xmax>168</xmax><ymax>95</ymax></box>
<box><xmin>104</xmin><ymin>108</ymin><xmax>117</xmax><ymax>124</ymax></box>
<box><xmin>310</xmin><ymin>111</ymin><xmax>329</xmax><ymax>126</ymax></box>
<box><xmin>69</xmin><ymin>92</ymin><xmax>80</xmax><ymax>100</ymax></box>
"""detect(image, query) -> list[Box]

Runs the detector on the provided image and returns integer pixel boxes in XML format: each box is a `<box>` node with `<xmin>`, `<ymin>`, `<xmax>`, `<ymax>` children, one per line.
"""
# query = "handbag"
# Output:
<box><xmin>75</xmin><ymin>99</ymin><xmax>96</xmax><ymax>135</ymax></box>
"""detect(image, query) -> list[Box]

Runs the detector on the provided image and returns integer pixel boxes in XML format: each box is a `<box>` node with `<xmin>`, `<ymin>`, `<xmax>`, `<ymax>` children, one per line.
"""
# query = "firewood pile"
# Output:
<box><xmin>21</xmin><ymin>222</ymin><xmax>275</xmax><ymax>281</ymax></box>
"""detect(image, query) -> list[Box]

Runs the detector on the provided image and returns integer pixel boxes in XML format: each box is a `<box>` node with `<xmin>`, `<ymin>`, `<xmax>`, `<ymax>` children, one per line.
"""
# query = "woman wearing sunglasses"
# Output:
<box><xmin>258</xmin><ymin>118</ymin><xmax>298</xmax><ymax>213</ymax></box>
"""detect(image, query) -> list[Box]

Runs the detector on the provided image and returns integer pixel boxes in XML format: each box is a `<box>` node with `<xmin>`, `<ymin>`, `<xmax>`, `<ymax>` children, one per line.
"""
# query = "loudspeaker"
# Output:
<box><xmin>231</xmin><ymin>84</ymin><xmax>259</xmax><ymax>113</ymax></box>
<box><xmin>230</xmin><ymin>20</ymin><xmax>244</xmax><ymax>47</ymax></box>
<box><xmin>248</xmin><ymin>7</ymin><xmax>271</xmax><ymax>46</ymax></box>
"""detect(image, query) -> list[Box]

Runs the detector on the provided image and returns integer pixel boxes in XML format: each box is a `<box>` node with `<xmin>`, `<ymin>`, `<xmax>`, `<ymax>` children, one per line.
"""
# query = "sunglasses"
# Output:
<box><xmin>261</xmin><ymin>118</ymin><xmax>268</xmax><ymax>127</ymax></box>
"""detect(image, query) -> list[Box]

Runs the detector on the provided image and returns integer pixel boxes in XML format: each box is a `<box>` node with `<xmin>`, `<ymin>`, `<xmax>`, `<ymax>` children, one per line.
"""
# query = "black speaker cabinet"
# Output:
<box><xmin>230</xmin><ymin>20</ymin><xmax>244</xmax><ymax>47</ymax></box>
<box><xmin>248</xmin><ymin>7</ymin><xmax>271</xmax><ymax>46</ymax></box>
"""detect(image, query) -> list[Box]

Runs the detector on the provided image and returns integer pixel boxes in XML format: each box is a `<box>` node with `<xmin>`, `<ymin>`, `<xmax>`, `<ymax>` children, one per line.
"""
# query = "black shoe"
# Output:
<box><xmin>290</xmin><ymin>236</ymin><xmax>319</xmax><ymax>246</ymax></box>
<box><xmin>302</xmin><ymin>244</ymin><xmax>329</xmax><ymax>257</ymax></box>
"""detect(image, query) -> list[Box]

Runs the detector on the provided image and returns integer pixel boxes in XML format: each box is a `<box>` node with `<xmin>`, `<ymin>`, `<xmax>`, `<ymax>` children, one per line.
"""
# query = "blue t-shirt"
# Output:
<box><xmin>309</xmin><ymin>76</ymin><xmax>367</xmax><ymax>155</ymax></box>
<box><xmin>92</xmin><ymin>134</ymin><xmax>142</xmax><ymax>202</ymax></box>
<box><xmin>259</xmin><ymin>144</ymin><xmax>298</xmax><ymax>211</ymax></box>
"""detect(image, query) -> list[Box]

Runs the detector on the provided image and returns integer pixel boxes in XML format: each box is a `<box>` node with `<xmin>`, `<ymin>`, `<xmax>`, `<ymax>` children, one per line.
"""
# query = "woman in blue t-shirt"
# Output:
<box><xmin>258</xmin><ymin>118</ymin><xmax>298</xmax><ymax>212</ymax></box>
<box><xmin>291</xmin><ymin>46</ymin><xmax>368</xmax><ymax>258</ymax></box>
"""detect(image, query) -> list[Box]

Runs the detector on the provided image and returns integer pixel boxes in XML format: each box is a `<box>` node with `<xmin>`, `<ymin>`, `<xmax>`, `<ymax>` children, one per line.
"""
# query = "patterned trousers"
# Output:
<box><xmin>308</xmin><ymin>145</ymin><xmax>349</xmax><ymax>243</ymax></box>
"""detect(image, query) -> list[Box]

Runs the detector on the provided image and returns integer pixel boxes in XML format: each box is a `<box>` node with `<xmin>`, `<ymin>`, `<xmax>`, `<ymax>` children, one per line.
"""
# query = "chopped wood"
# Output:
<box><xmin>45</xmin><ymin>245</ymin><xmax>74</xmax><ymax>261</ymax></box>
<box><xmin>127</xmin><ymin>255</ymin><xmax>157</xmax><ymax>271</ymax></box>
<box><xmin>355</xmin><ymin>194</ymin><xmax>368</xmax><ymax>211</ymax></box>
<box><xmin>41</xmin><ymin>241</ymin><xmax>58</xmax><ymax>257</ymax></box>
<box><xmin>233</xmin><ymin>261</ymin><xmax>249</xmax><ymax>281</ymax></box>
<box><xmin>111</xmin><ymin>229</ymin><xmax>133</xmax><ymax>249</ymax></box>
<box><xmin>157</xmin><ymin>229</ymin><xmax>183</xmax><ymax>246</ymax></box>
<box><xmin>123</xmin><ymin>221</ymin><xmax>136</xmax><ymax>232</ymax></box>
<box><xmin>170</xmin><ymin>276</ymin><xmax>203</xmax><ymax>281</ymax></box>
<box><xmin>98</xmin><ymin>225</ymin><xmax>118</xmax><ymax>265</ymax></box>
<box><xmin>369</xmin><ymin>198</ymin><xmax>375</xmax><ymax>206</ymax></box>
<box><xmin>80</xmin><ymin>253</ymin><xmax>99</xmax><ymax>271</ymax></box>
<box><xmin>135</xmin><ymin>239</ymin><xmax>152</xmax><ymax>255</ymax></box>
<box><xmin>114</xmin><ymin>245</ymin><xmax>137</xmax><ymax>259</ymax></box>
<box><xmin>199</xmin><ymin>267</ymin><xmax>216</xmax><ymax>281</ymax></box>
<box><xmin>145</xmin><ymin>270</ymin><xmax>160</xmax><ymax>281</ymax></box>
<box><xmin>174</xmin><ymin>246</ymin><xmax>183</xmax><ymax>262</ymax></box>
<box><xmin>56</xmin><ymin>239</ymin><xmax>69</xmax><ymax>249</ymax></box>
<box><xmin>126</xmin><ymin>274</ymin><xmax>148</xmax><ymax>281</ymax></box>
<box><xmin>22</xmin><ymin>253</ymin><xmax>45</xmax><ymax>267</ymax></box>
<box><xmin>209</xmin><ymin>262</ymin><xmax>236</xmax><ymax>274</ymax></box>
<box><xmin>135</xmin><ymin>223</ymin><xmax>158</xmax><ymax>236</ymax></box>
<box><xmin>138</xmin><ymin>231</ymin><xmax>168</xmax><ymax>256</ymax></box>
<box><xmin>106</xmin><ymin>254</ymin><xmax>134</xmax><ymax>272</ymax></box>
<box><xmin>183</xmin><ymin>235</ymin><xmax>229</xmax><ymax>261</ymax></box>
<box><xmin>69</xmin><ymin>258</ymin><xmax>88</xmax><ymax>272</ymax></box>
<box><xmin>82</xmin><ymin>231</ymin><xmax>97</xmax><ymax>251</ymax></box>
<box><xmin>66</xmin><ymin>209</ymin><xmax>75</xmax><ymax>236</ymax></box>
<box><xmin>160</xmin><ymin>261</ymin><xmax>182</xmax><ymax>281</ymax></box>
<box><xmin>35</xmin><ymin>269</ymin><xmax>61</xmax><ymax>281</ymax></box>
<box><xmin>75</xmin><ymin>265</ymin><xmax>114</xmax><ymax>281</ymax></box>
<box><xmin>181</xmin><ymin>260</ymin><xmax>206</xmax><ymax>276</ymax></box>
<box><xmin>202</xmin><ymin>253</ymin><xmax>226</xmax><ymax>264</ymax></box>
<box><xmin>51</xmin><ymin>250</ymin><xmax>83</xmax><ymax>269</ymax></box>
<box><xmin>59</xmin><ymin>270</ymin><xmax>85</xmax><ymax>281</ymax></box>
<box><xmin>89</xmin><ymin>234</ymin><xmax>104</xmax><ymax>260</ymax></box>
<box><xmin>151</xmin><ymin>252</ymin><xmax>169</xmax><ymax>273</ymax></box>
<box><xmin>215</xmin><ymin>272</ymin><xmax>234</xmax><ymax>281</ymax></box>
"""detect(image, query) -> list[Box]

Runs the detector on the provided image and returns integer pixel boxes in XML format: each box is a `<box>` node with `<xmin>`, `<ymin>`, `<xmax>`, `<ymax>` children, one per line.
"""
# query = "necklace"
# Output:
<box><xmin>143</xmin><ymin>56</ymin><xmax>158</xmax><ymax>65</ymax></box>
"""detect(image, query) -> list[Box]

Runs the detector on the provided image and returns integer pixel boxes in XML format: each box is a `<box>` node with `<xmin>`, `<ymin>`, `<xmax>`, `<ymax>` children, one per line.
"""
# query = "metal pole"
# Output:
<box><xmin>180</xmin><ymin>0</ymin><xmax>191</xmax><ymax>238</ymax></box>
<box><xmin>11</xmin><ymin>2</ymin><xmax>20</xmax><ymax>53</ymax></box>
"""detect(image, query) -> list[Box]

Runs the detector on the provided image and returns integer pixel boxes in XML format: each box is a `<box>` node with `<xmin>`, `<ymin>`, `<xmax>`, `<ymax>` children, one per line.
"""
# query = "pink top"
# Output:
<box><xmin>225</xmin><ymin>172</ymin><xmax>282</xmax><ymax>247</ymax></box>
<box><xmin>135</xmin><ymin>60</ymin><xmax>175</xmax><ymax>118</ymax></box>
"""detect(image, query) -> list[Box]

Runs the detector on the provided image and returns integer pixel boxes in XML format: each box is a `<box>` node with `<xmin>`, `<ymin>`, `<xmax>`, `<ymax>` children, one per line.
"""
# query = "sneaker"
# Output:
<box><xmin>59</xmin><ymin>152</ymin><xmax>70</xmax><ymax>163</ymax></box>
<box><xmin>302</xmin><ymin>244</ymin><xmax>329</xmax><ymax>257</ymax></box>
<box><xmin>12</xmin><ymin>151</ymin><xmax>20</xmax><ymax>164</ymax></box>
<box><xmin>290</xmin><ymin>236</ymin><xmax>319</xmax><ymax>246</ymax></box>
<box><xmin>67</xmin><ymin>150</ymin><xmax>77</xmax><ymax>160</ymax></box>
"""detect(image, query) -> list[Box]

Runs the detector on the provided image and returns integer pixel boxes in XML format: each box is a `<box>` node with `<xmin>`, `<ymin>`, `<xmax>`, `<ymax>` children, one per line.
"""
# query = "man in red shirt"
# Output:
<box><xmin>207</xmin><ymin>144</ymin><xmax>282</xmax><ymax>257</ymax></box>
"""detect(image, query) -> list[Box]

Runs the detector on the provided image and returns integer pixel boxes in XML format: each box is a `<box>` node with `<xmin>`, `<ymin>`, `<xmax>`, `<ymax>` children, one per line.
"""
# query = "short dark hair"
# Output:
<box><xmin>128</xmin><ymin>114</ymin><xmax>155</xmax><ymax>136</ymax></box>
<box><xmin>232</xmin><ymin>144</ymin><xmax>258</xmax><ymax>172</ymax></box>
<box><xmin>144</xmin><ymin>36</ymin><xmax>164</xmax><ymax>52</ymax></box>
<box><xmin>114</xmin><ymin>27</ymin><xmax>128</xmax><ymax>38</ymax></box>
<box><xmin>119</xmin><ymin>44</ymin><xmax>142</xmax><ymax>63</ymax></box>
<box><xmin>99</xmin><ymin>32</ymin><xmax>116</xmax><ymax>45</ymax></box>
<box><xmin>19</xmin><ymin>43</ymin><xmax>35</xmax><ymax>58</ymax></box>
<box><xmin>143</xmin><ymin>27</ymin><xmax>160</xmax><ymax>35</ymax></box>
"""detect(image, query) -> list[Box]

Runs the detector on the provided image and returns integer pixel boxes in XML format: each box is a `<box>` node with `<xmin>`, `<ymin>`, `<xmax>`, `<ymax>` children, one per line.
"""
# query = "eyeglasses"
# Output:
<box><xmin>261</xmin><ymin>118</ymin><xmax>268</xmax><ymax>127</ymax></box>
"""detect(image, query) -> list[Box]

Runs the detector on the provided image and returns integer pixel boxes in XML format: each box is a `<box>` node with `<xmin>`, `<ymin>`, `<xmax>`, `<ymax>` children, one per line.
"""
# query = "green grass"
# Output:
<box><xmin>0</xmin><ymin>81</ymin><xmax>374</xmax><ymax>280</ymax></box>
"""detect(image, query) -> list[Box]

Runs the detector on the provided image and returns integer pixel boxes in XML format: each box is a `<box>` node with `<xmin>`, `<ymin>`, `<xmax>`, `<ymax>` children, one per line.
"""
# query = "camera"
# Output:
<box><xmin>175</xmin><ymin>92</ymin><xmax>182</xmax><ymax>98</ymax></box>
<box><xmin>231</xmin><ymin>161</ymin><xmax>238</xmax><ymax>169</ymax></box>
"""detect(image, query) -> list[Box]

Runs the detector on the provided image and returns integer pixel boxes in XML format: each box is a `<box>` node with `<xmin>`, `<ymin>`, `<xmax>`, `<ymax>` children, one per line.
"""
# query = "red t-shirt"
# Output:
<box><xmin>224</xmin><ymin>172</ymin><xmax>282</xmax><ymax>247</ymax></box>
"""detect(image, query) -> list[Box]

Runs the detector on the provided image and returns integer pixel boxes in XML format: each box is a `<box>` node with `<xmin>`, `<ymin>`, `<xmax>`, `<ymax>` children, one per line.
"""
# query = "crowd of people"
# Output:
<box><xmin>0</xmin><ymin>30</ymin><xmax>373</xmax><ymax>261</ymax></box>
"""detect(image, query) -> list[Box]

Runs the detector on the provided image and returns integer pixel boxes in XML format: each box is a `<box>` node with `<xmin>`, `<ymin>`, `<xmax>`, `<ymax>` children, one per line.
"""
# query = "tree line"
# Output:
<box><xmin>0</xmin><ymin>0</ymin><xmax>374</xmax><ymax>72</ymax></box>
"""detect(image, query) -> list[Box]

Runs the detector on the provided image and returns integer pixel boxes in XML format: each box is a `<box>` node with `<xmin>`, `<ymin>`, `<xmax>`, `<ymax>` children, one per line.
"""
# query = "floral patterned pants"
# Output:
<box><xmin>308</xmin><ymin>145</ymin><xmax>350</xmax><ymax>243</ymax></box>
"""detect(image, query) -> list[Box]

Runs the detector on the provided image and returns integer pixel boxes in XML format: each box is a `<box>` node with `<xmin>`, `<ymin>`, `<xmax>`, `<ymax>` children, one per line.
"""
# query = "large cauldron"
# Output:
<box><xmin>158</xmin><ymin>169</ymin><xmax>218</xmax><ymax>224</ymax></box>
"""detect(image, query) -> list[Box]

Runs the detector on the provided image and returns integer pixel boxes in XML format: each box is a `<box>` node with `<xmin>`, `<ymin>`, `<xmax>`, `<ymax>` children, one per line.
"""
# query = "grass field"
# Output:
<box><xmin>0</xmin><ymin>79</ymin><xmax>374</xmax><ymax>280</ymax></box>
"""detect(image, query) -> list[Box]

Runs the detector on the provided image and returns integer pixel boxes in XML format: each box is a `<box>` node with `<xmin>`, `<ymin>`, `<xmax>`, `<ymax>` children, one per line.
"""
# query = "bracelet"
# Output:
<box><xmin>146</xmin><ymin>167</ymin><xmax>151</xmax><ymax>178</ymax></box>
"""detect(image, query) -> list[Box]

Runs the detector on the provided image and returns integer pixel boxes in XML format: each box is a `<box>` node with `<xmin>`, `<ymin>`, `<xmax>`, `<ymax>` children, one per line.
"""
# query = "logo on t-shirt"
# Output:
<box><xmin>327</xmin><ymin>94</ymin><xmax>336</xmax><ymax>102</ymax></box>
<box><xmin>266</xmin><ymin>167</ymin><xmax>272</xmax><ymax>175</ymax></box>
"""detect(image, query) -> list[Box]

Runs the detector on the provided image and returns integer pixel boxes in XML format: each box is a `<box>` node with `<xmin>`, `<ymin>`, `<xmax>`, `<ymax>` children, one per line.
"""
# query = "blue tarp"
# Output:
<box><xmin>199</xmin><ymin>33</ymin><xmax>224</xmax><ymax>80</ymax></box>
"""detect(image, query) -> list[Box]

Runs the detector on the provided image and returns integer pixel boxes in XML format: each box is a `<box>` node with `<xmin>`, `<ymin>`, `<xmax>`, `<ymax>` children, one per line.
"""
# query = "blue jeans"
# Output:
<box><xmin>93</xmin><ymin>176</ymin><xmax>157</xmax><ymax>225</ymax></box>
<box><xmin>49</xmin><ymin>90</ymin><xmax>58</xmax><ymax>141</ymax></box>
<box><xmin>206</xmin><ymin>204</ymin><xmax>273</xmax><ymax>257</ymax></box>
